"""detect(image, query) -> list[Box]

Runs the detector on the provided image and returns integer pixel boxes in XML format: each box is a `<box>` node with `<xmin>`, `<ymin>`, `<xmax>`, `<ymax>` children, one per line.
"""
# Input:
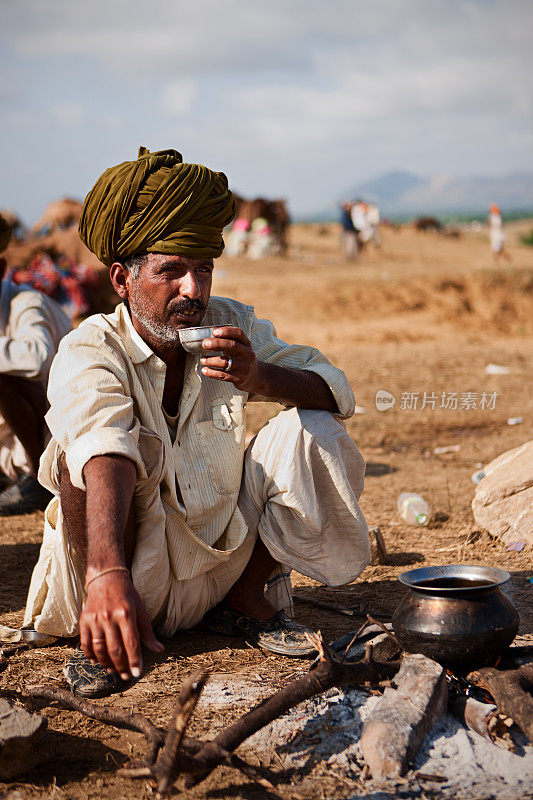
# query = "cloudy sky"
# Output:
<box><xmin>1</xmin><ymin>0</ymin><xmax>532</xmax><ymax>222</ymax></box>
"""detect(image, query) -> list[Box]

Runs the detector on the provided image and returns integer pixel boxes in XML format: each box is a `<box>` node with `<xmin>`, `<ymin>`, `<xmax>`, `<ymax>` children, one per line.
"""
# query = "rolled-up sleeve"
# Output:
<box><xmin>248</xmin><ymin>314</ymin><xmax>355</xmax><ymax>419</ymax></box>
<box><xmin>45</xmin><ymin>330</ymin><xmax>145</xmax><ymax>490</ymax></box>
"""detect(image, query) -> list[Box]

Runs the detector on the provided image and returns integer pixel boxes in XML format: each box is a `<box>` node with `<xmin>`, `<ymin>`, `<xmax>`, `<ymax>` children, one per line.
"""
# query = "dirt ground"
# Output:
<box><xmin>1</xmin><ymin>219</ymin><xmax>532</xmax><ymax>799</ymax></box>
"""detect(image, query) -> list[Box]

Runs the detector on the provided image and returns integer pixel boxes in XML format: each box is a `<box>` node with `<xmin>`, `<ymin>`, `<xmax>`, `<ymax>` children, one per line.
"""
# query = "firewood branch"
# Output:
<box><xmin>449</xmin><ymin>696</ymin><xmax>516</xmax><ymax>750</ymax></box>
<box><xmin>183</xmin><ymin>632</ymin><xmax>400</xmax><ymax>787</ymax></box>
<box><xmin>24</xmin><ymin>684</ymin><xmax>166</xmax><ymax>747</ymax></box>
<box><xmin>151</xmin><ymin>670</ymin><xmax>207</xmax><ymax>797</ymax></box>
<box><xmin>13</xmin><ymin>633</ymin><xmax>401</xmax><ymax>795</ymax></box>
<box><xmin>467</xmin><ymin>663</ymin><xmax>533</xmax><ymax>743</ymax></box>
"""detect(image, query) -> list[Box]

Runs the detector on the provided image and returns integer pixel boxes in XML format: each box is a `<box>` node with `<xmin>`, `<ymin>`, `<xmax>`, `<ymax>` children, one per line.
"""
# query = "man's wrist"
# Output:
<box><xmin>250</xmin><ymin>361</ymin><xmax>270</xmax><ymax>396</ymax></box>
<box><xmin>85</xmin><ymin>560</ymin><xmax>128</xmax><ymax>581</ymax></box>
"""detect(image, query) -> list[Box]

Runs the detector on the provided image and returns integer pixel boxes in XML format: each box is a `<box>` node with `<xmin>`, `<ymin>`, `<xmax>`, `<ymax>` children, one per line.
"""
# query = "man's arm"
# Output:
<box><xmin>78</xmin><ymin>455</ymin><xmax>163</xmax><ymax>678</ymax></box>
<box><xmin>45</xmin><ymin>328</ymin><xmax>162</xmax><ymax>675</ymax></box>
<box><xmin>249</xmin><ymin>361</ymin><xmax>338</xmax><ymax>411</ymax></box>
<box><xmin>0</xmin><ymin>301</ymin><xmax>60</xmax><ymax>381</ymax></box>
<box><xmin>200</xmin><ymin>326</ymin><xmax>340</xmax><ymax>411</ymax></box>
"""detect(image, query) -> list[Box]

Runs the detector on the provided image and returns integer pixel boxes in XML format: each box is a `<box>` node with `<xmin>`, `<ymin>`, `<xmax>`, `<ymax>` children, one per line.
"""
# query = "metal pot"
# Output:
<box><xmin>392</xmin><ymin>565</ymin><xmax>519</xmax><ymax>667</ymax></box>
<box><xmin>20</xmin><ymin>628</ymin><xmax>59</xmax><ymax>647</ymax></box>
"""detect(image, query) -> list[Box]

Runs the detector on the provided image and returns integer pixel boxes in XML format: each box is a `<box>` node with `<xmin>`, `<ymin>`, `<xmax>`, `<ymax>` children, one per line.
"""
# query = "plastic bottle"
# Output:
<box><xmin>471</xmin><ymin>470</ymin><xmax>485</xmax><ymax>485</ymax></box>
<box><xmin>397</xmin><ymin>493</ymin><xmax>431</xmax><ymax>526</ymax></box>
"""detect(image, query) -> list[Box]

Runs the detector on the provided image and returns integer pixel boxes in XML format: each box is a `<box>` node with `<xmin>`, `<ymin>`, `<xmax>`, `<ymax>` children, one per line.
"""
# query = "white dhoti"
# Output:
<box><xmin>24</xmin><ymin>408</ymin><xmax>369</xmax><ymax>637</ymax></box>
<box><xmin>490</xmin><ymin>228</ymin><xmax>506</xmax><ymax>253</ymax></box>
<box><xmin>0</xmin><ymin>414</ymin><xmax>30</xmax><ymax>480</ymax></box>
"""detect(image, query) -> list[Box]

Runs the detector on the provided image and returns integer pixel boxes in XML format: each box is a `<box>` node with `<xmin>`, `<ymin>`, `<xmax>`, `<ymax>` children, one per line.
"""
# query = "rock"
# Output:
<box><xmin>472</xmin><ymin>440</ymin><xmax>533</xmax><ymax>546</ymax></box>
<box><xmin>0</xmin><ymin>698</ymin><xmax>48</xmax><ymax>780</ymax></box>
<box><xmin>360</xmin><ymin>653</ymin><xmax>447</xmax><ymax>780</ymax></box>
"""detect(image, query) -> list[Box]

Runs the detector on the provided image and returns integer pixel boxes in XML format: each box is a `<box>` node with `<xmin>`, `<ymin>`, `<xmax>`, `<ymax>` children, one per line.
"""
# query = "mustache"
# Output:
<box><xmin>169</xmin><ymin>298</ymin><xmax>206</xmax><ymax>314</ymax></box>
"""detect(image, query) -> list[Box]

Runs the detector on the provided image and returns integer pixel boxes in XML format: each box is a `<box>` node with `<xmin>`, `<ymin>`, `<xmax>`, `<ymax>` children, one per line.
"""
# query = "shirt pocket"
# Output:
<box><xmin>196</xmin><ymin>397</ymin><xmax>247</xmax><ymax>494</ymax></box>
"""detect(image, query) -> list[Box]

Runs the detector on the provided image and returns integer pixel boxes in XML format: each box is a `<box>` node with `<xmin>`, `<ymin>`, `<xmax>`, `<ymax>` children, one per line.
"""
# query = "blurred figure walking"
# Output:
<box><xmin>488</xmin><ymin>203</ymin><xmax>510</xmax><ymax>263</ymax></box>
<box><xmin>351</xmin><ymin>200</ymin><xmax>373</xmax><ymax>247</ymax></box>
<box><xmin>340</xmin><ymin>202</ymin><xmax>358</xmax><ymax>260</ymax></box>
<box><xmin>367</xmin><ymin>203</ymin><xmax>381</xmax><ymax>246</ymax></box>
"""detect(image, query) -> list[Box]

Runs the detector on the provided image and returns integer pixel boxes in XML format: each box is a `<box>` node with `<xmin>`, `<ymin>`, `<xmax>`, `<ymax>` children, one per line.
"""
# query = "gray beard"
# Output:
<box><xmin>128</xmin><ymin>291</ymin><xmax>180</xmax><ymax>346</ymax></box>
<box><xmin>134</xmin><ymin>310</ymin><xmax>179</xmax><ymax>345</ymax></box>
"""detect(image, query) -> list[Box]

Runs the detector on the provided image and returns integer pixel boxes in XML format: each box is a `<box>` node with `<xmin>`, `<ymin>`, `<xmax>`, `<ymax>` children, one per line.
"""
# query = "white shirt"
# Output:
<box><xmin>40</xmin><ymin>297</ymin><xmax>355</xmax><ymax>595</ymax></box>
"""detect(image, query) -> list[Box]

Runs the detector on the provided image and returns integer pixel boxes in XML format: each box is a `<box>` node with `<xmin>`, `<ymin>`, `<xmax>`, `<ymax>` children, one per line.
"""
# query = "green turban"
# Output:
<box><xmin>79</xmin><ymin>147</ymin><xmax>236</xmax><ymax>266</ymax></box>
<box><xmin>0</xmin><ymin>214</ymin><xmax>11</xmax><ymax>253</ymax></box>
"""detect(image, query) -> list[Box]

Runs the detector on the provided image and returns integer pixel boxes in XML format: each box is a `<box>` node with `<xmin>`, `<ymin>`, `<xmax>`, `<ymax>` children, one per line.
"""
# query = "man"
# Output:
<box><xmin>351</xmin><ymin>200</ymin><xmax>371</xmax><ymax>247</ymax></box>
<box><xmin>339</xmin><ymin>202</ymin><xmax>357</xmax><ymax>260</ymax></box>
<box><xmin>24</xmin><ymin>147</ymin><xmax>370</xmax><ymax>698</ymax></box>
<box><xmin>0</xmin><ymin>214</ymin><xmax>71</xmax><ymax>514</ymax></box>
<box><xmin>487</xmin><ymin>203</ymin><xmax>511</xmax><ymax>263</ymax></box>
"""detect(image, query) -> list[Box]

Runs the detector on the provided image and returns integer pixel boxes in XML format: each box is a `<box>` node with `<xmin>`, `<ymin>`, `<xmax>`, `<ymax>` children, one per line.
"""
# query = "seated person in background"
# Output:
<box><xmin>24</xmin><ymin>147</ymin><xmax>370</xmax><ymax>698</ymax></box>
<box><xmin>0</xmin><ymin>214</ymin><xmax>71</xmax><ymax>515</ymax></box>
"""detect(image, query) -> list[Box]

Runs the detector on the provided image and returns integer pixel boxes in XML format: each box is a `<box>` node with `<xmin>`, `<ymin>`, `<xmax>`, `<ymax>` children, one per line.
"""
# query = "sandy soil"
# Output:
<box><xmin>1</xmin><ymin>220</ymin><xmax>532</xmax><ymax>799</ymax></box>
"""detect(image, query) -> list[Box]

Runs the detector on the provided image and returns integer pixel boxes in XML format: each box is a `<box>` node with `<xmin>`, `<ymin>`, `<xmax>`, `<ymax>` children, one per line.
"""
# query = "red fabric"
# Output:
<box><xmin>10</xmin><ymin>253</ymin><xmax>99</xmax><ymax>317</ymax></box>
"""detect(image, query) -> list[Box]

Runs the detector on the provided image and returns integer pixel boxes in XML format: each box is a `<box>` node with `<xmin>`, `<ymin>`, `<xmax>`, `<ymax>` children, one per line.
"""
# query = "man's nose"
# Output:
<box><xmin>180</xmin><ymin>270</ymin><xmax>201</xmax><ymax>299</ymax></box>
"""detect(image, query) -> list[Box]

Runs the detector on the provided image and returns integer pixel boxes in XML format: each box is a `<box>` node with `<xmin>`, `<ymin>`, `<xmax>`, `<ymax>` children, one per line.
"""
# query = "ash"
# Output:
<box><xmin>246</xmin><ymin>687</ymin><xmax>533</xmax><ymax>799</ymax></box>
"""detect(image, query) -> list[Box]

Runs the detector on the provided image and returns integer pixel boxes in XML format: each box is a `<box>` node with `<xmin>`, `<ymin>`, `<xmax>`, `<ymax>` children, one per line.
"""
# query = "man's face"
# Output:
<box><xmin>126</xmin><ymin>253</ymin><xmax>213</xmax><ymax>345</ymax></box>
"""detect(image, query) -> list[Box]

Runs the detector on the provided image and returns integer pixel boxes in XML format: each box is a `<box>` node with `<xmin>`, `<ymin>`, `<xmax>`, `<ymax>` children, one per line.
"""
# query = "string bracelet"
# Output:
<box><xmin>85</xmin><ymin>566</ymin><xmax>130</xmax><ymax>590</ymax></box>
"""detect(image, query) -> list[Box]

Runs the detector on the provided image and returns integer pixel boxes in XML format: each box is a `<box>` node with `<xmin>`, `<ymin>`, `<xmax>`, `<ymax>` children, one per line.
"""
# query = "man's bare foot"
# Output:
<box><xmin>202</xmin><ymin>605</ymin><xmax>317</xmax><ymax>657</ymax></box>
<box><xmin>224</xmin><ymin>584</ymin><xmax>276</xmax><ymax>621</ymax></box>
<box><xmin>224</xmin><ymin>536</ymin><xmax>279</xmax><ymax>620</ymax></box>
<box><xmin>0</xmin><ymin>474</ymin><xmax>52</xmax><ymax>515</ymax></box>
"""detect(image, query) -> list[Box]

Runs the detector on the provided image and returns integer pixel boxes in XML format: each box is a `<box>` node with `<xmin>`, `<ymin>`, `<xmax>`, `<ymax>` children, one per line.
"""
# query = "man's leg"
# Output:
<box><xmin>501</xmin><ymin>245</ymin><xmax>512</xmax><ymax>263</ymax></box>
<box><xmin>344</xmin><ymin>231</ymin><xmax>357</xmax><ymax>260</ymax></box>
<box><xmin>0</xmin><ymin>375</ymin><xmax>54</xmax><ymax>513</ymax></box>
<box><xmin>237</xmin><ymin>407</ymin><xmax>370</xmax><ymax>601</ymax></box>
<box><xmin>0</xmin><ymin>375</ymin><xmax>46</xmax><ymax>476</ymax></box>
<box><xmin>205</xmin><ymin>530</ymin><xmax>314</xmax><ymax>657</ymax></box>
<box><xmin>207</xmin><ymin>408</ymin><xmax>369</xmax><ymax>656</ymax></box>
<box><xmin>224</xmin><ymin>537</ymin><xmax>278</xmax><ymax>620</ymax></box>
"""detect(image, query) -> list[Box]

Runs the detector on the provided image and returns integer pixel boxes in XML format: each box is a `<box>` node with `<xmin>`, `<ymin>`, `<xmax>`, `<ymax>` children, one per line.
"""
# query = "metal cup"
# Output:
<box><xmin>178</xmin><ymin>326</ymin><xmax>225</xmax><ymax>369</ymax></box>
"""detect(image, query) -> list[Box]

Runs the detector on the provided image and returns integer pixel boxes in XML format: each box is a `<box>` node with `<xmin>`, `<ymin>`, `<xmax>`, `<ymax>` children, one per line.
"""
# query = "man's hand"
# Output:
<box><xmin>80</xmin><ymin>570</ymin><xmax>163</xmax><ymax>679</ymax></box>
<box><xmin>200</xmin><ymin>326</ymin><xmax>260</xmax><ymax>392</ymax></box>
<box><xmin>200</xmin><ymin>326</ymin><xmax>339</xmax><ymax>412</ymax></box>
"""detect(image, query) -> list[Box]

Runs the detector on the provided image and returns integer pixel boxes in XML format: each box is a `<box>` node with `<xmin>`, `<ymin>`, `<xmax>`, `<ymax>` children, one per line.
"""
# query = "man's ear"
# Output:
<box><xmin>110</xmin><ymin>262</ymin><xmax>130</xmax><ymax>299</ymax></box>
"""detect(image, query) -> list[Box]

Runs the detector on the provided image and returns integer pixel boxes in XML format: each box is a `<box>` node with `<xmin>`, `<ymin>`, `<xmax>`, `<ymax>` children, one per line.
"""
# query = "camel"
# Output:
<box><xmin>32</xmin><ymin>198</ymin><xmax>83</xmax><ymax>236</ymax></box>
<box><xmin>0</xmin><ymin>209</ymin><xmax>26</xmax><ymax>241</ymax></box>
<box><xmin>414</xmin><ymin>216</ymin><xmax>442</xmax><ymax>233</ymax></box>
<box><xmin>234</xmin><ymin>196</ymin><xmax>290</xmax><ymax>254</ymax></box>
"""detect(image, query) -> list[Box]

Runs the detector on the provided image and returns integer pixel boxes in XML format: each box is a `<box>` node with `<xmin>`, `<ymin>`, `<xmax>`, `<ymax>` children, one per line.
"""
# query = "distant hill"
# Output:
<box><xmin>307</xmin><ymin>170</ymin><xmax>533</xmax><ymax>221</ymax></box>
<box><xmin>347</xmin><ymin>171</ymin><xmax>425</xmax><ymax>208</ymax></box>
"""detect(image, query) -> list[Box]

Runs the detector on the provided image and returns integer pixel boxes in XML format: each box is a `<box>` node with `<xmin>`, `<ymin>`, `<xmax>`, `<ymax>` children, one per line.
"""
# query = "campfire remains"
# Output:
<box><xmin>2</xmin><ymin>618</ymin><xmax>532</xmax><ymax>797</ymax></box>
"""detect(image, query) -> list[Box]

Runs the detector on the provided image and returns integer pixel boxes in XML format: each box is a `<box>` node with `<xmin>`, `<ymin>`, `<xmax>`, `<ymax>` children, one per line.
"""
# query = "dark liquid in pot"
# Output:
<box><xmin>416</xmin><ymin>577</ymin><xmax>495</xmax><ymax>589</ymax></box>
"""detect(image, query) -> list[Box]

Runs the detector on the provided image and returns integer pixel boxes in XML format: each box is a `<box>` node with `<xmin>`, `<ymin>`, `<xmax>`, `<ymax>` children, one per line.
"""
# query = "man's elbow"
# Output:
<box><xmin>21</xmin><ymin>342</ymin><xmax>53</xmax><ymax>382</ymax></box>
